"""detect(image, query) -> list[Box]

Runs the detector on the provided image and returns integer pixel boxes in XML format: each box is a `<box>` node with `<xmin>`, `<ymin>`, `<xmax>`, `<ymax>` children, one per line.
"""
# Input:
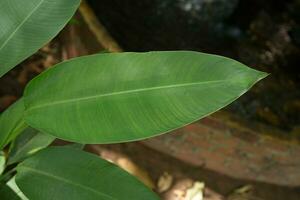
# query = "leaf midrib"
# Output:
<box><xmin>19</xmin><ymin>166</ymin><xmax>117</xmax><ymax>200</ymax></box>
<box><xmin>26</xmin><ymin>79</ymin><xmax>227</xmax><ymax>111</ymax></box>
<box><xmin>0</xmin><ymin>0</ymin><xmax>45</xmax><ymax>52</ymax></box>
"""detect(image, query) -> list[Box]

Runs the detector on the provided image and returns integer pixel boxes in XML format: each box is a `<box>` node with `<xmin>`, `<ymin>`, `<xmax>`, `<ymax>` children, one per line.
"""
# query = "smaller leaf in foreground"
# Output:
<box><xmin>7</xmin><ymin>128</ymin><xmax>55</xmax><ymax>165</ymax></box>
<box><xmin>16</xmin><ymin>147</ymin><xmax>160</xmax><ymax>200</ymax></box>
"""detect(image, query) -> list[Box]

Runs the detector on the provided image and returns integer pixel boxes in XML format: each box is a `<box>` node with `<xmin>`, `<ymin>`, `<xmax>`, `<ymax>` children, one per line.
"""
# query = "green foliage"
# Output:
<box><xmin>16</xmin><ymin>147</ymin><xmax>160</xmax><ymax>200</ymax></box>
<box><xmin>23</xmin><ymin>51</ymin><xmax>267</xmax><ymax>143</ymax></box>
<box><xmin>0</xmin><ymin>184</ymin><xmax>22</xmax><ymax>200</ymax></box>
<box><xmin>7</xmin><ymin>129</ymin><xmax>55</xmax><ymax>165</ymax></box>
<box><xmin>0</xmin><ymin>98</ymin><xmax>27</xmax><ymax>149</ymax></box>
<box><xmin>0</xmin><ymin>1</ymin><xmax>267</xmax><ymax>199</ymax></box>
<box><xmin>0</xmin><ymin>0</ymin><xmax>80</xmax><ymax>77</ymax></box>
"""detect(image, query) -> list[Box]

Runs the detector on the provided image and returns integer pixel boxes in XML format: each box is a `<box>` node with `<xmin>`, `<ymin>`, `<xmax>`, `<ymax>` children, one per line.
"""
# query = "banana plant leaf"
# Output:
<box><xmin>16</xmin><ymin>147</ymin><xmax>159</xmax><ymax>200</ymax></box>
<box><xmin>0</xmin><ymin>0</ymin><xmax>80</xmax><ymax>77</ymax></box>
<box><xmin>23</xmin><ymin>51</ymin><xmax>267</xmax><ymax>143</ymax></box>
<box><xmin>7</xmin><ymin>128</ymin><xmax>55</xmax><ymax>165</ymax></box>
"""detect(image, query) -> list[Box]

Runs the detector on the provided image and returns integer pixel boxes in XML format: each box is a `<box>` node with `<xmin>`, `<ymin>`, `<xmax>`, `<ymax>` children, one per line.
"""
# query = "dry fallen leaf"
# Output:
<box><xmin>88</xmin><ymin>145</ymin><xmax>155</xmax><ymax>189</ymax></box>
<box><xmin>184</xmin><ymin>182</ymin><xmax>205</xmax><ymax>200</ymax></box>
<box><xmin>157</xmin><ymin>172</ymin><xmax>173</xmax><ymax>193</ymax></box>
<box><xmin>227</xmin><ymin>185</ymin><xmax>263</xmax><ymax>200</ymax></box>
<box><xmin>116</xmin><ymin>157</ymin><xmax>155</xmax><ymax>189</ymax></box>
<box><xmin>174</xmin><ymin>189</ymin><xmax>186</xmax><ymax>200</ymax></box>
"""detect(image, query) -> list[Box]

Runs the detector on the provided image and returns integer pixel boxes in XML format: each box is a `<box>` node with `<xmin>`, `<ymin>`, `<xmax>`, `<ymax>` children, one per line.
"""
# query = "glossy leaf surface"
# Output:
<box><xmin>0</xmin><ymin>98</ymin><xmax>27</xmax><ymax>149</ymax></box>
<box><xmin>16</xmin><ymin>147</ymin><xmax>159</xmax><ymax>200</ymax></box>
<box><xmin>0</xmin><ymin>0</ymin><xmax>80</xmax><ymax>77</ymax></box>
<box><xmin>24</xmin><ymin>51</ymin><xmax>267</xmax><ymax>143</ymax></box>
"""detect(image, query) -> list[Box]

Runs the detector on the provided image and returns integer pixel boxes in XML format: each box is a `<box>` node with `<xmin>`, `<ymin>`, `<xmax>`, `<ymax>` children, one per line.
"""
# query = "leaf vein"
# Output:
<box><xmin>27</xmin><ymin>80</ymin><xmax>227</xmax><ymax>111</ymax></box>
<box><xmin>0</xmin><ymin>0</ymin><xmax>45</xmax><ymax>52</ymax></box>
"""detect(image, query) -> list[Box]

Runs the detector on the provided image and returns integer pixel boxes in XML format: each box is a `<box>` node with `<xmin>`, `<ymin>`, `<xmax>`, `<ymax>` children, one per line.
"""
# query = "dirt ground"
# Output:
<box><xmin>84</xmin><ymin>142</ymin><xmax>300</xmax><ymax>200</ymax></box>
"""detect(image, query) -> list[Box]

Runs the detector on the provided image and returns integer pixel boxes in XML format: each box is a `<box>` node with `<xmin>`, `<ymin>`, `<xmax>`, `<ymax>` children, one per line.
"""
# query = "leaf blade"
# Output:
<box><xmin>0</xmin><ymin>0</ymin><xmax>80</xmax><ymax>77</ymax></box>
<box><xmin>16</xmin><ymin>147</ymin><xmax>159</xmax><ymax>200</ymax></box>
<box><xmin>24</xmin><ymin>51</ymin><xmax>267</xmax><ymax>143</ymax></box>
<box><xmin>7</xmin><ymin>128</ymin><xmax>55</xmax><ymax>165</ymax></box>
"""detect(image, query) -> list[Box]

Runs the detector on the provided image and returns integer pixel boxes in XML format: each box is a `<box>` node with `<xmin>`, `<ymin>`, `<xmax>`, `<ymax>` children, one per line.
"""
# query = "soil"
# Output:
<box><xmin>85</xmin><ymin>142</ymin><xmax>300</xmax><ymax>200</ymax></box>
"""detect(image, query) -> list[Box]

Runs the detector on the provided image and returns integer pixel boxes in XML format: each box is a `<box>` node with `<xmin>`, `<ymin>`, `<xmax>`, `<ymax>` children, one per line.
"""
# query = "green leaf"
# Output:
<box><xmin>0</xmin><ymin>184</ymin><xmax>22</xmax><ymax>200</ymax></box>
<box><xmin>7</xmin><ymin>128</ymin><xmax>55</xmax><ymax>165</ymax></box>
<box><xmin>24</xmin><ymin>51</ymin><xmax>267</xmax><ymax>143</ymax></box>
<box><xmin>16</xmin><ymin>147</ymin><xmax>159</xmax><ymax>200</ymax></box>
<box><xmin>0</xmin><ymin>0</ymin><xmax>80</xmax><ymax>77</ymax></box>
<box><xmin>0</xmin><ymin>98</ymin><xmax>27</xmax><ymax>149</ymax></box>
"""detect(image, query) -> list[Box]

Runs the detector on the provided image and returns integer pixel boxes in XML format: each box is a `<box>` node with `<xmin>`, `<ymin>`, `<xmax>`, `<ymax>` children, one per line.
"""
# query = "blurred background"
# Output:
<box><xmin>1</xmin><ymin>0</ymin><xmax>300</xmax><ymax>199</ymax></box>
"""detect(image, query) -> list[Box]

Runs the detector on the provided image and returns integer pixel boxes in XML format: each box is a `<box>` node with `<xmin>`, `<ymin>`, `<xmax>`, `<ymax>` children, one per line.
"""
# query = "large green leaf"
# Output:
<box><xmin>24</xmin><ymin>51</ymin><xmax>267</xmax><ymax>143</ymax></box>
<box><xmin>0</xmin><ymin>98</ymin><xmax>27</xmax><ymax>149</ymax></box>
<box><xmin>7</xmin><ymin>128</ymin><xmax>55</xmax><ymax>165</ymax></box>
<box><xmin>16</xmin><ymin>147</ymin><xmax>159</xmax><ymax>200</ymax></box>
<box><xmin>0</xmin><ymin>0</ymin><xmax>80</xmax><ymax>77</ymax></box>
